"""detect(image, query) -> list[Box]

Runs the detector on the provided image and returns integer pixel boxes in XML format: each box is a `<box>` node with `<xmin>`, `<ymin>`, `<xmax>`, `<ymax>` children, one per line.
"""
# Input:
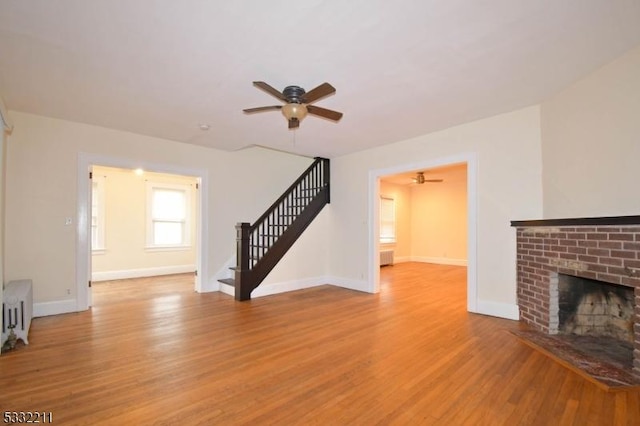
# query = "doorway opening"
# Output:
<box><xmin>368</xmin><ymin>153</ymin><xmax>478</xmax><ymax>313</ymax></box>
<box><xmin>76</xmin><ymin>153</ymin><xmax>208</xmax><ymax>311</ymax></box>
<box><xmin>89</xmin><ymin>165</ymin><xmax>199</xmax><ymax>304</ymax></box>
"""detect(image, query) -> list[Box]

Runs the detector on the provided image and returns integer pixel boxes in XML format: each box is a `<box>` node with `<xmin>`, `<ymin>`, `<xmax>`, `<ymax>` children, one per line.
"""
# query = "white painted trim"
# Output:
<box><xmin>0</xmin><ymin>96</ymin><xmax>12</xmax><ymax>131</ymax></box>
<box><xmin>410</xmin><ymin>256</ymin><xmax>468</xmax><ymax>266</ymax></box>
<box><xmin>91</xmin><ymin>173</ymin><xmax>107</xmax><ymax>250</ymax></box>
<box><xmin>219</xmin><ymin>282</ymin><xmax>234</xmax><ymax>297</ymax></box>
<box><xmin>218</xmin><ymin>276</ymin><xmax>371</xmax><ymax>299</ymax></box>
<box><xmin>328</xmin><ymin>276</ymin><xmax>371</xmax><ymax>293</ymax></box>
<box><xmin>33</xmin><ymin>299</ymin><xmax>77</xmax><ymax>318</ymax></box>
<box><xmin>368</xmin><ymin>153</ymin><xmax>478</xmax><ymax>312</ymax></box>
<box><xmin>77</xmin><ymin>153</ymin><xmax>209</xmax><ymax>312</ymax></box>
<box><xmin>369</xmin><ymin>176</ymin><xmax>381</xmax><ymax>293</ymax></box>
<box><xmin>476</xmin><ymin>300</ymin><xmax>520</xmax><ymax>320</ymax></box>
<box><xmin>195</xmin><ymin>174</ymin><xmax>209</xmax><ymax>293</ymax></box>
<box><xmin>219</xmin><ymin>276</ymin><xmax>332</xmax><ymax>299</ymax></box>
<box><xmin>466</xmin><ymin>157</ymin><xmax>479</xmax><ymax>314</ymax></box>
<box><xmin>92</xmin><ymin>264</ymin><xmax>196</xmax><ymax>282</ymax></box>
<box><xmin>252</xmin><ymin>277</ymin><xmax>327</xmax><ymax>298</ymax></box>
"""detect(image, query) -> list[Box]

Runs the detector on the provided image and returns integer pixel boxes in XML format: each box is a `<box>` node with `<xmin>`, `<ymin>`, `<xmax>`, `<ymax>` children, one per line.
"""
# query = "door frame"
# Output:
<box><xmin>76</xmin><ymin>152</ymin><xmax>209</xmax><ymax>311</ymax></box>
<box><xmin>367</xmin><ymin>152</ymin><xmax>478</xmax><ymax>313</ymax></box>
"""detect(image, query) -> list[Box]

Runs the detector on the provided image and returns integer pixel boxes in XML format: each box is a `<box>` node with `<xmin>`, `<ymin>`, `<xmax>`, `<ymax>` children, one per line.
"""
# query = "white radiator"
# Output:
<box><xmin>380</xmin><ymin>250</ymin><xmax>394</xmax><ymax>266</ymax></box>
<box><xmin>2</xmin><ymin>279</ymin><xmax>33</xmax><ymax>345</ymax></box>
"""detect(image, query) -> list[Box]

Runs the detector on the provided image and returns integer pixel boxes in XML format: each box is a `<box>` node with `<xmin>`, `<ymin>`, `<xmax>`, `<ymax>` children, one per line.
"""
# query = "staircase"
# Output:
<box><xmin>219</xmin><ymin>157</ymin><xmax>330</xmax><ymax>301</ymax></box>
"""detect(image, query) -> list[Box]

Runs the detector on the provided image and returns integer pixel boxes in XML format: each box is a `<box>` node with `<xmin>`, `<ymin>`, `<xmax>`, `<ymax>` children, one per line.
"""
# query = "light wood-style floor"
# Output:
<box><xmin>1</xmin><ymin>263</ymin><xmax>639</xmax><ymax>425</ymax></box>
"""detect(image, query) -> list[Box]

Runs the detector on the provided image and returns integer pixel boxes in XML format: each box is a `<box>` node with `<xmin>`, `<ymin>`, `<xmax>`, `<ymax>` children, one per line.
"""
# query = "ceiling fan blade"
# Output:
<box><xmin>307</xmin><ymin>104</ymin><xmax>343</xmax><ymax>121</ymax></box>
<box><xmin>425</xmin><ymin>179</ymin><xmax>444</xmax><ymax>183</ymax></box>
<box><xmin>301</xmin><ymin>82</ymin><xmax>336</xmax><ymax>104</ymax></box>
<box><xmin>243</xmin><ymin>106</ymin><xmax>282</xmax><ymax>113</ymax></box>
<box><xmin>253</xmin><ymin>81</ymin><xmax>287</xmax><ymax>102</ymax></box>
<box><xmin>288</xmin><ymin>118</ymin><xmax>300</xmax><ymax>129</ymax></box>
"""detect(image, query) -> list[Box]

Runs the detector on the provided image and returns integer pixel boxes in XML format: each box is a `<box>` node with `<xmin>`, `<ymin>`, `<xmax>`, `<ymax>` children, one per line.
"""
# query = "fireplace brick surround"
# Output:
<box><xmin>511</xmin><ymin>216</ymin><xmax>640</xmax><ymax>377</ymax></box>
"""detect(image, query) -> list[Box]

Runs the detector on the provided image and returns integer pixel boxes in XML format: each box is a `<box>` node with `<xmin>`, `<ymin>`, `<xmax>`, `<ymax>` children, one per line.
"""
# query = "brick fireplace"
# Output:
<box><xmin>511</xmin><ymin>216</ymin><xmax>640</xmax><ymax>377</ymax></box>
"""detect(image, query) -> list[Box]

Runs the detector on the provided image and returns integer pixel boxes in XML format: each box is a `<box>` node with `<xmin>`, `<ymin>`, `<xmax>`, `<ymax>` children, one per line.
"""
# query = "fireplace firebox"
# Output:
<box><xmin>511</xmin><ymin>216</ymin><xmax>640</xmax><ymax>378</ymax></box>
<box><xmin>557</xmin><ymin>273</ymin><xmax>634</xmax><ymax>342</ymax></box>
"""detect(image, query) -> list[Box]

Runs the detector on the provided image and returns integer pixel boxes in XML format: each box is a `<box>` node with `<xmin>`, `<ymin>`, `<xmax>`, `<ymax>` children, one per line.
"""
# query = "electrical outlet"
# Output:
<box><xmin>65</xmin><ymin>217</ymin><xmax>73</xmax><ymax>225</ymax></box>
<box><xmin>66</xmin><ymin>288</ymin><xmax>71</xmax><ymax>295</ymax></box>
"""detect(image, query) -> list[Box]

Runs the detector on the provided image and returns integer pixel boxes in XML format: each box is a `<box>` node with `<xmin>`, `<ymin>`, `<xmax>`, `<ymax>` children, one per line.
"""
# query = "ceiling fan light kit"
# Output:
<box><xmin>281</xmin><ymin>103</ymin><xmax>307</xmax><ymax>121</ymax></box>
<box><xmin>244</xmin><ymin>81</ymin><xmax>343</xmax><ymax>129</ymax></box>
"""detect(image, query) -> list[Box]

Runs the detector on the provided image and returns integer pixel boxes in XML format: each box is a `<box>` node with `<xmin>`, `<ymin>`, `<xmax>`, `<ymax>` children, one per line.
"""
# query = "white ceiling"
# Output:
<box><xmin>381</xmin><ymin>163</ymin><xmax>467</xmax><ymax>186</ymax></box>
<box><xmin>1</xmin><ymin>1</ymin><xmax>639</xmax><ymax>159</ymax></box>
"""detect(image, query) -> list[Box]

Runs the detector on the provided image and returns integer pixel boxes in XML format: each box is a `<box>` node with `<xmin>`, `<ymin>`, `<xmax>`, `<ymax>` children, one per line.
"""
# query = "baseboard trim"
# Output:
<box><xmin>217</xmin><ymin>275</ymin><xmax>372</xmax><ymax>299</ymax></box>
<box><xmin>252</xmin><ymin>277</ymin><xmax>327</xmax><ymax>298</ymax></box>
<box><xmin>474</xmin><ymin>300</ymin><xmax>520</xmax><ymax>320</ymax></box>
<box><xmin>327</xmin><ymin>276</ymin><xmax>371</xmax><ymax>293</ymax></box>
<box><xmin>218</xmin><ymin>276</ymin><xmax>329</xmax><ymax>299</ymax></box>
<box><xmin>410</xmin><ymin>256</ymin><xmax>468</xmax><ymax>267</ymax></box>
<box><xmin>33</xmin><ymin>299</ymin><xmax>78</xmax><ymax>318</ymax></box>
<box><xmin>92</xmin><ymin>264</ymin><xmax>195</xmax><ymax>282</ymax></box>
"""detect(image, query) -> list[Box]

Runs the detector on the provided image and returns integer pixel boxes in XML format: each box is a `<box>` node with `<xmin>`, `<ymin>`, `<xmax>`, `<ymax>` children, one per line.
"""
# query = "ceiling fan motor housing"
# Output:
<box><xmin>243</xmin><ymin>81</ymin><xmax>342</xmax><ymax>128</ymax></box>
<box><xmin>283</xmin><ymin>85</ymin><xmax>306</xmax><ymax>103</ymax></box>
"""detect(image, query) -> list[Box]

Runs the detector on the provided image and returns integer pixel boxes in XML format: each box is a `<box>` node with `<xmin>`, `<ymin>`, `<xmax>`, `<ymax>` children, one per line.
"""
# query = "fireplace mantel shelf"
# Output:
<box><xmin>511</xmin><ymin>215</ymin><xmax>640</xmax><ymax>227</ymax></box>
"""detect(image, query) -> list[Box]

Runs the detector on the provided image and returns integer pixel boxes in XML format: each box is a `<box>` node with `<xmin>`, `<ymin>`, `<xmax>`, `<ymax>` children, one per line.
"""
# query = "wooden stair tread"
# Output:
<box><xmin>218</xmin><ymin>278</ymin><xmax>235</xmax><ymax>286</ymax></box>
<box><xmin>234</xmin><ymin>158</ymin><xmax>330</xmax><ymax>301</ymax></box>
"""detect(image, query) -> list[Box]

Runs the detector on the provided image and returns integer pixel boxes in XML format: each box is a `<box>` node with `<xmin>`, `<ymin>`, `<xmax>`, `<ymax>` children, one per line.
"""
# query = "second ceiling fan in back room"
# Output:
<box><xmin>413</xmin><ymin>171</ymin><xmax>443</xmax><ymax>184</ymax></box>
<box><xmin>243</xmin><ymin>81</ymin><xmax>343</xmax><ymax>129</ymax></box>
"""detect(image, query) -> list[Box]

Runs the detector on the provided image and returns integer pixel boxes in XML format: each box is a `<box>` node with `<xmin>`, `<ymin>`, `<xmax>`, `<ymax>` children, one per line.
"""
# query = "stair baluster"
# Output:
<box><xmin>225</xmin><ymin>158</ymin><xmax>330</xmax><ymax>300</ymax></box>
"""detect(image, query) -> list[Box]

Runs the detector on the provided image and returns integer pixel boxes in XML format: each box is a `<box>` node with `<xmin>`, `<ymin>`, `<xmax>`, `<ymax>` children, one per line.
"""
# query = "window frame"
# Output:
<box><xmin>145</xmin><ymin>181</ymin><xmax>193</xmax><ymax>250</ymax></box>
<box><xmin>379</xmin><ymin>196</ymin><xmax>396</xmax><ymax>244</ymax></box>
<box><xmin>91</xmin><ymin>174</ymin><xmax>107</xmax><ymax>253</ymax></box>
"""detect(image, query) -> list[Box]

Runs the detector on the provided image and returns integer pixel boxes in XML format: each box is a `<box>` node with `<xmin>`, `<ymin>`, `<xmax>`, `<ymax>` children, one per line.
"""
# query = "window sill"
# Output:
<box><xmin>145</xmin><ymin>245</ymin><xmax>192</xmax><ymax>253</ymax></box>
<box><xmin>92</xmin><ymin>248</ymin><xmax>107</xmax><ymax>255</ymax></box>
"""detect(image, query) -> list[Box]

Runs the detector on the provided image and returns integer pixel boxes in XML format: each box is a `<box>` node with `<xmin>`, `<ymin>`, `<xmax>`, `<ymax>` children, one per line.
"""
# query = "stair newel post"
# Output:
<box><xmin>235</xmin><ymin>222</ymin><xmax>252</xmax><ymax>301</ymax></box>
<box><xmin>323</xmin><ymin>158</ymin><xmax>330</xmax><ymax>203</ymax></box>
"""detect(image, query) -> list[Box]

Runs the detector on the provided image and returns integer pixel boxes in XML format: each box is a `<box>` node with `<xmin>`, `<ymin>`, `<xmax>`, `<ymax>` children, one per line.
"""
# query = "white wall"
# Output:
<box><xmin>330</xmin><ymin>106</ymin><xmax>543</xmax><ymax>318</ymax></box>
<box><xmin>252</xmin><ymin>207</ymin><xmax>330</xmax><ymax>296</ymax></box>
<box><xmin>410</xmin><ymin>165</ymin><xmax>467</xmax><ymax>265</ymax></box>
<box><xmin>541</xmin><ymin>45</ymin><xmax>640</xmax><ymax>218</ymax></box>
<box><xmin>91</xmin><ymin>166</ymin><xmax>197</xmax><ymax>281</ymax></box>
<box><xmin>4</xmin><ymin>112</ymin><xmax>326</xmax><ymax>312</ymax></box>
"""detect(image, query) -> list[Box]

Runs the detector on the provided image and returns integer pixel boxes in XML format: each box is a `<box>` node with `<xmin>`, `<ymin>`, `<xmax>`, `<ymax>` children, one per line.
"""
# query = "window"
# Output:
<box><xmin>146</xmin><ymin>182</ymin><xmax>192</xmax><ymax>248</ymax></box>
<box><xmin>380</xmin><ymin>196</ymin><xmax>396</xmax><ymax>244</ymax></box>
<box><xmin>91</xmin><ymin>175</ymin><xmax>106</xmax><ymax>251</ymax></box>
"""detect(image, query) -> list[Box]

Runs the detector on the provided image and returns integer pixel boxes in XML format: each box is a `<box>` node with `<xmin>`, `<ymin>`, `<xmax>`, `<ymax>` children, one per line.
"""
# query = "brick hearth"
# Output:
<box><xmin>511</xmin><ymin>216</ymin><xmax>640</xmax><ymax>377</ymax></box>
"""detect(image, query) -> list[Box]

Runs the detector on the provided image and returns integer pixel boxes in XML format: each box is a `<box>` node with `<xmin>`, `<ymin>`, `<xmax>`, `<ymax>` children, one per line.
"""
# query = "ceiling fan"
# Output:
<box><xmin>413</xmin><ymin>172</ymin><xmax>443</xmax><ymax>184</ymax></box>
<box><xmin>243</xmin><ymin>81</ymin><xmax>343</xmax><ymax>129</ymax></box>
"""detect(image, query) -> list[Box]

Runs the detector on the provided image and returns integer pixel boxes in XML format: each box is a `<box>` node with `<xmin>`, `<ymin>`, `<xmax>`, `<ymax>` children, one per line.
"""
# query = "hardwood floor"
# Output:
<box><xmin>1</xmin><ymin>263</ymin><xmax>639</xmax><ymax>425</ymax></box>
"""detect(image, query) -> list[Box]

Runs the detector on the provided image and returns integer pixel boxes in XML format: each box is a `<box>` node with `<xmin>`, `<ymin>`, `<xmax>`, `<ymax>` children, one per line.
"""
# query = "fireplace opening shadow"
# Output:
<box><xmin>511</xmin><ymin>327</ymin><xmax>640</xmax><ymax>391</ymax></box>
